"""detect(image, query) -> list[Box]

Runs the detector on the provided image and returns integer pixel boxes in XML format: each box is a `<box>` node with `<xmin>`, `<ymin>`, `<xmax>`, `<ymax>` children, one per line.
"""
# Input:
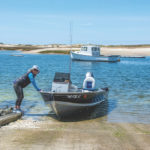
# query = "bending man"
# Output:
<box><xmin>13</xmin><ymin>65</ymin><xmax>41</xmax><ymax>111</ymax></box>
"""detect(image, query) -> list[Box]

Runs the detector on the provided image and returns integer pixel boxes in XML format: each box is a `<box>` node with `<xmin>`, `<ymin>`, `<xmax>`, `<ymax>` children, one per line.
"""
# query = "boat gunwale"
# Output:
<box><xmin>52</xmin><ymin>99</ymin><xmax>106</xmax><ymax>107</ymax></box>
<box><xmin>40</xmin><ymin>89</ymin><xmax>107</xmax><ymax>95</ymax></box>
<box><xmin>71</xmin><ymin>52</ymin><xmax>120</xmax><ymax>62</ymax></box>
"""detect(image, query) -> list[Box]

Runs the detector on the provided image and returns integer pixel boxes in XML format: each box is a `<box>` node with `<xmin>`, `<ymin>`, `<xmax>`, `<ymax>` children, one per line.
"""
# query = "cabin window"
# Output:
<box><xmin>92</xmin><ymin>47</ymin><xmax>99</xmax><ymax>51</ymax></box>
<box><xmin>81</xmin><ymin>47</ymin><xmax>87</xmax><ymax>51</ymax></box>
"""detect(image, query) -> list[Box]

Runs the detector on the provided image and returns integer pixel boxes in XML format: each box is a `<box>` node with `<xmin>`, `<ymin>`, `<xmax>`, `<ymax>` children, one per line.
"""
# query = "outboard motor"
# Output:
<box><xmin>83</xmin><ymin>72</ymin><xmax>95</xmax><ymax>91</ymax></box>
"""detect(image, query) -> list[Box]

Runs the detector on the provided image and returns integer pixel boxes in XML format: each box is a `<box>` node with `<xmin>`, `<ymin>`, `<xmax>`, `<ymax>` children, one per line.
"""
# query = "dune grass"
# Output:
<box><xmin>39</xmin><ymin>50</ymin><xmax>71</xmax><ymax>54</ymax></box>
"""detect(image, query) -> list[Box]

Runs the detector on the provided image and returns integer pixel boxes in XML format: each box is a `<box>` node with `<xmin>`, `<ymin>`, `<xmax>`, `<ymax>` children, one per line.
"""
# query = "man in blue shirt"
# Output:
<box><xmin>13</xmin><ymin>65</ymin><xmax>41</xmax><ymax>112</ymax></box>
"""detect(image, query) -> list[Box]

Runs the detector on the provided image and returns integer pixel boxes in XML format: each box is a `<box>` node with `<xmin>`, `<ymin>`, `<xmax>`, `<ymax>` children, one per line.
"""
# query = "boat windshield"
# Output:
<box><xmin>53</xmin><ymin>72</ymin><xmax>70</xmax><ymax>82</ymax></box>
<box><xmin>92</xmin><ymin>47</ymin><xmax>99</xmax><ymax>52</ymax></box>
<box><xmin>81</xmin><ymin>47</ymin><xmax>87</xmax><ymax>51</ymax></box>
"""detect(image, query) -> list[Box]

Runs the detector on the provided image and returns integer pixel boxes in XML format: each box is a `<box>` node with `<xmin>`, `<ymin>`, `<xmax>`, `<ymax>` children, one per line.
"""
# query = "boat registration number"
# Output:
<box><xmin>67</xmin><ymin>95</ymin><xmax>81</xmax><ymax>99</ymax></box>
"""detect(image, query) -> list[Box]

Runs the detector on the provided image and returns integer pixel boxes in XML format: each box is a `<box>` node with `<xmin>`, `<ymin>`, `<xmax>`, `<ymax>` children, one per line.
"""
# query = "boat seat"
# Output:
<box><xmin>69</xmin><ymin>84</ymin><xmax>78</xmax><ymax>92</ymax></box>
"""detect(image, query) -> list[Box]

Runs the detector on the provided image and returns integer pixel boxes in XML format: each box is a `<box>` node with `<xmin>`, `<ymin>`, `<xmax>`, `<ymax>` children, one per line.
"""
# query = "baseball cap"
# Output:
<box><xmin>31</xmin><ymin>65</ymin><xmax>40</xmax><ymax>73</ymax></box>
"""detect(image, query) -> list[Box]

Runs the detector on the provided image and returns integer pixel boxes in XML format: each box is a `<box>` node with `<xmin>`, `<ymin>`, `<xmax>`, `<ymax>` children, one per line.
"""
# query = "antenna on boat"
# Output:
<box><xmin>69</xmin><ymin>22</ymin><xmax>73</xmax><ymax>76</ymax></box>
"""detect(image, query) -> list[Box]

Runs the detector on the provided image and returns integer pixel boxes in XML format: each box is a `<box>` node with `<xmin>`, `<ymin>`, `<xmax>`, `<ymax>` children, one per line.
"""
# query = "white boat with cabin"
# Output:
<box><xmin>71</xmin><ymin>45</ymin><xmax>120</xmax><ymax>62</ymax></box>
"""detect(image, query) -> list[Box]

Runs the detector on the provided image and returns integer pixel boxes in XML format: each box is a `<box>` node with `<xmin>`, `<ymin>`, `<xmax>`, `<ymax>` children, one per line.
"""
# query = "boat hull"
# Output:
<box><xmin>71</xmin><ymin>51</ymin><xmax>120</xmax><ymax>62</ymax></box>
<box><xmin>40</xmin><ymin>88</ymin><xmax>108</xmax><ymax>117</ymax></box>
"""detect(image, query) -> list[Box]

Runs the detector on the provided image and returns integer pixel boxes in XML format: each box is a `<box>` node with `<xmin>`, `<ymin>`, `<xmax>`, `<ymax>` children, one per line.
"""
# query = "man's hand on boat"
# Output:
<box><xmin>38</xmin><ymin>89</ymin><xmax>43</xmax><ymax>92</ymax></box>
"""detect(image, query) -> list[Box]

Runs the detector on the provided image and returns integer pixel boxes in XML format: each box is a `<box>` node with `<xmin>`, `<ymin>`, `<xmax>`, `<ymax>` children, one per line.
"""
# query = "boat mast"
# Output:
<box><xmin>69</xmin><ymin>22</ymin><xmax>73</xmax><ymax>76</ymax></box>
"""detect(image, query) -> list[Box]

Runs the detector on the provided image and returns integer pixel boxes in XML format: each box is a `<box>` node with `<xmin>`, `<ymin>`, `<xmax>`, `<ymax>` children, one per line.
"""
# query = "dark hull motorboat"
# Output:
<box><xmin>40</xmin><ymin>72</ymin><xmax>109</xmax><ymax>118</ymax></box>
<box><xmin>40</xmin><ymin>88</ymin><xmax>108</xmax><ymax>117</ymax></box>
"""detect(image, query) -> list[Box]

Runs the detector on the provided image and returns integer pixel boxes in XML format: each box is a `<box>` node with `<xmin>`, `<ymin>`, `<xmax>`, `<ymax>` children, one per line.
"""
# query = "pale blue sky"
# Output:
<box><xmin>0</xmin><ymin>0</ymin><xmax>150</xmax><ymax>45</ymax></box>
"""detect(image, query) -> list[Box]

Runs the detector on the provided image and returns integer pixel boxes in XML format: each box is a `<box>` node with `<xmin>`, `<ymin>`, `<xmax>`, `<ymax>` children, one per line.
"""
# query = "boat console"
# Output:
<box><xmin>52</xmin><ymin>72</ymin><xmax>71</xmax><ymax>93</ymax></box>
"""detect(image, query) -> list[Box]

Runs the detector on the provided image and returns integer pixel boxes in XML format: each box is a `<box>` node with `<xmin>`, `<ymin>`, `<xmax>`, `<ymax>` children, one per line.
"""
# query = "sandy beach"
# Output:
<box><xmin>0</xmin><ymin>102</ymin><xmax>150</xmax><ymax>150</ymax></box>
<box><xmin>1</xmin><ymin>116</ymin><xmax>150</xmax><ymax>150</ymax></box>
<box><xmin>101</xmin><ymin>47</ymin><xmax>150</xmax><ymax>57</ymax></box>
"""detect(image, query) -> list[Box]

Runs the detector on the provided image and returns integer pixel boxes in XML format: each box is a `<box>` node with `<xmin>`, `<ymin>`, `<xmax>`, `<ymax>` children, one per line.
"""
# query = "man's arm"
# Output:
<box><xmin>28</xmin><ymin>73</ymin><xmax>41</xmax><ymax>91</ymax></box>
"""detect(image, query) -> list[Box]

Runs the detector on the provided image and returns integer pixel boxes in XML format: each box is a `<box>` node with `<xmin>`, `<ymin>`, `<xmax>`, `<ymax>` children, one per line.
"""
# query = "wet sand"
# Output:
<box><xmin>1</xmin><ymin>116</ymin><xmax>150</xmax><ymax>150</ymax></box>
<box><xmin>1</xmin><ymin>100</ymin><xmax>150</xmax><ymax>150</ymax></box>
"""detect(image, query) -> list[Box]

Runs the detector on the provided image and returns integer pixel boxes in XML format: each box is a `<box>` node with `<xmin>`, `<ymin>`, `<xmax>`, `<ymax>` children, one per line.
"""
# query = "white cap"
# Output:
<box><xmin>31</xmin><ymin>65</ymin><xmax>40</xmax><ymax>72</ymax></box>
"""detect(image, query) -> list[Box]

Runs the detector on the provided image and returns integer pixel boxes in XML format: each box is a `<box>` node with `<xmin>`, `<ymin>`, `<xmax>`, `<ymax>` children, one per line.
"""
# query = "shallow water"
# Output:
<box><xmin>0</xmin><ymin>50</ymin><xmax>150</xmax><ymax>123</ymax></box>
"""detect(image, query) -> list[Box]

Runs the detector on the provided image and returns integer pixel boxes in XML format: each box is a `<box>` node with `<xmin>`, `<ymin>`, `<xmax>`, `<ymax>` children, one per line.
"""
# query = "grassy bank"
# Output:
<box><xmin>39</xmin><ymin>50</ymin><xmax>76</xmax><ymax>54</ymax></box>
<box><xmin>0</xmin><ymin>45</ymin><xmax>43</xmax><ymax>51</ymax></box>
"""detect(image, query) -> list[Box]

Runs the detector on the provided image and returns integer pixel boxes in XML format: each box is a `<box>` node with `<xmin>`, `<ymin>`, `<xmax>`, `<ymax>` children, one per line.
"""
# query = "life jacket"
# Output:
<box><xmin>14</xmin><ymin>71</ymin><xmax>35</xmax><ymax>88</ymax></box>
